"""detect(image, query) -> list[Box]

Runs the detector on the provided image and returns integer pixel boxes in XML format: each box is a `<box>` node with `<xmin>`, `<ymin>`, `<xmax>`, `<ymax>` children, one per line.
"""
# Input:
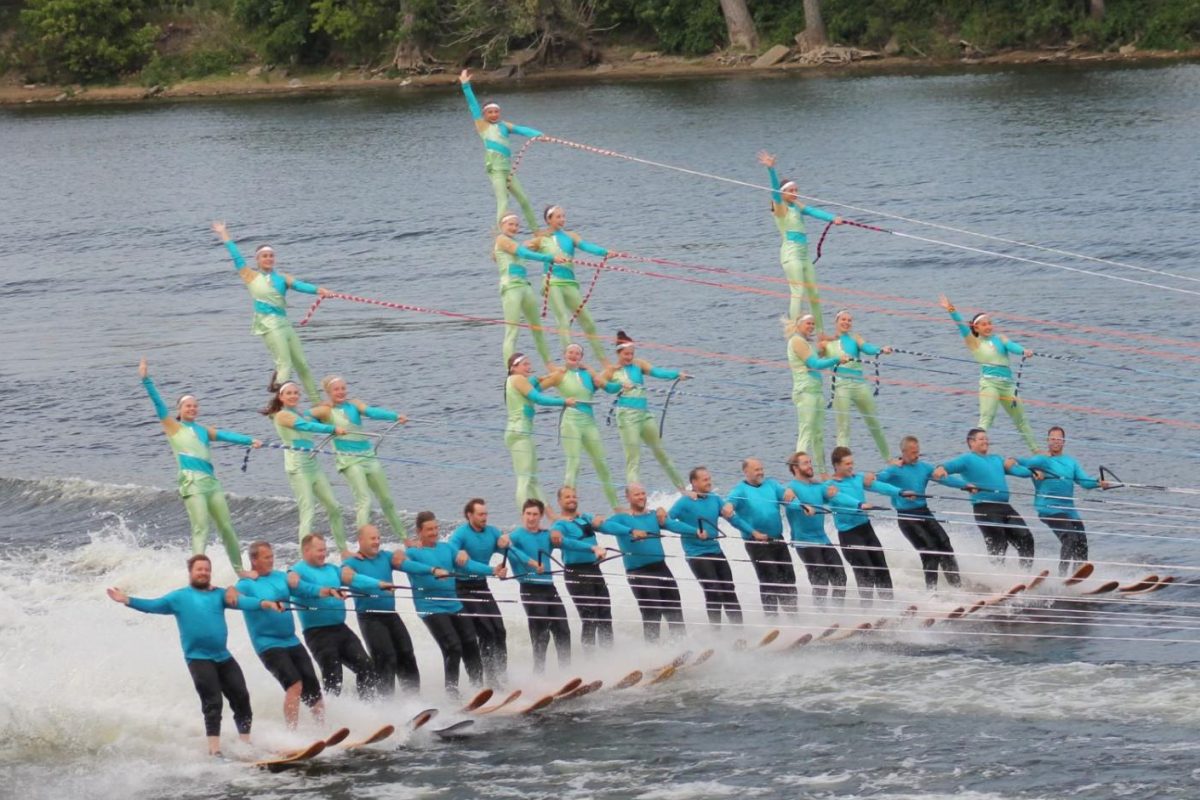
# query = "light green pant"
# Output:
<box><xmin>793</xmin><ymin>388</ymin><xmax>828</xmax><ymax>473</ymax></box>
<box><xmin>979</xmin><ymin>377</ymin><xmax>1038</xmax><ymax>453</ymax></box>
<box><xmin>505</xmin><ymin>428</ymin><xmax>549</xmax><ymax>512</ymax></box>
<box><xmin>260</xmin><ymin>325</ymin><xmax>319</xmax><ymax>400</ymax></box>
<box><xmin>560</xmin><ymin>411</ymin><xmax>620</xmax><ymax>509</ymax></box>
<box><xmin>489</xmin><ymin>167</ymin><xmax>538</xmax><ymax>231</ymax></box>
<box><xmin>287</xmin><ymin>468</ymin><xmax>347</xmax><ymax>551</ymax></box>
<box><xmin>616</xmin><ymin>409</ymin><xmax>684</xmax><ymax>489</ymax></box>
<box><xmin>782</xmin><ymin>245</ymin><xmax>822</xmax><ymax>331</ymax></box>
<box><xmin>182</xmin><ymin>488</ymin><xmax>243</xmax><ymax>572</ymax></box>
<box><xmin>834</xmin><ymin>381</ymin><xmax>890</xmax><ymax>461</ymax></box>
<box><xmin>547</xmin><ymin>281</ymin><xmax>607</xmax><ymax>363</ymax></box>
<box><xmin>339</xmin><ymin>458</ymin><xmax>407</xmax><ymax>538</ymax></box>
<box><xmin>501</xmin><ymin>284</ymin><xmax>552</xmax><ymax>367</ymax></box>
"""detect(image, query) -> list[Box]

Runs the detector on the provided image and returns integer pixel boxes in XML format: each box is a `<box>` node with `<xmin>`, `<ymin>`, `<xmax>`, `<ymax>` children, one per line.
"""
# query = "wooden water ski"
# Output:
<box><xmin>517</xmin><ymin>694</ymin><xmax>555</xmax><ymax>715</ymax></box>
<box><xmin>647</xmin><ymin>665</ymin><xmax>677</xmax><ymax>686</ymax></box>
<box><xmin>1025</xmin><ymin>570</ymin><xmax>1051</xmax><ymax>591</ymax></box>
<box><xmin>432</xmin><ymin>720</ymin><xmax>475</xmax><ymax>739</ymax></box>
<box><xmin>1081</xmin><ymin>580</ymin><xmax>1120</xmax><ymax>596</ymax></box>
<box><xmin>756</xmin><ymin>629</ymin><xmax>780</xmax><ymax>648</ymax></box>
<box><xmin>1119</xmin><ymin>575</ymin><xmax>1159</xmax><ymax>593</ymax></box>
<box><xmin>460</xmin><ymin>688</ymin><xmax>493</xmax><ymax>713</ymax></box>
<box><xmin>554</xmin><ymin>677</ymin><xmax>583</xmax><ymax>697</ymax></box>
<box><xmin>252</xmin><ymin>739</ymin><xmax>326</xmax><ymax>771</ymax></box>
<box><xmin>612</xmin><ymin>670</ymin><xmax>643</xmax><ymax>690</ymax></box>
<box><xmin>410</xmin><ymin>708</ymin><xmax>438</xmax><ymax>730</ymax></box>
<box><xmin>818</xmin><ymin>623</ymin><xmax>840</xmax><ymax>639</ymax></box>
<box><xmin>787</xmin><ymin>633</ymin><xmax>814</xmax><ymax>649</ymax></box>
<box><xmin>343</xmin><ymin>724</ymin><xmax>395</xmax><ymax>751</ymax></box>
<box><xmin>1126</xmin><ymin>575</ymin><xmax>1175</xmax><ymax>595</ymax></box>
<box><xmin>825</xmin><ymin>622</ymin><xmax>871</xmax><ymax>642</ymax></box>
<box><xmin>474</xmin><ymin>689</ymin><xmax>521</xmax><ymax>714</ymax></box>
<box><xmin>690</xmin><ymin>648</ymin><xmax>716</xmax><ymax>667</ymax></box>
<box><xmin>558</xmin><ymin>679</ymin><xmax>603</xmax><ymax>701</ymax></box>
<box><xmin>323</xmin><ymin>727</ymin><xmax>351</xmax><ymax>747</ymax></box>
<box><xmin>1064</xmin><ymin>562</ymin><xmax>1095</xmax><ymax>586</ymax></box>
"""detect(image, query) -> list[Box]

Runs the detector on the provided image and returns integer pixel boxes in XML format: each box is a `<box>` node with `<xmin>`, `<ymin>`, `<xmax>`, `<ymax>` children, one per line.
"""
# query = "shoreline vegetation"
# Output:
<box><xmin>3</xmin><ymin>0</ymin><xmax>1200</xmax><ymax>106</ymax></box>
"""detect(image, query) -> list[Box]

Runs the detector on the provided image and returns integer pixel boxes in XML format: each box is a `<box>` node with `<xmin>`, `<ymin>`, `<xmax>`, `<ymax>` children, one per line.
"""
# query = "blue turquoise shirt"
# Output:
<box><xmin>404</xmin><ymin>541</ymin><xmax>493</xmax><ymax>617</ymax></box>
<box><xmin>342</xmin><ymin>550</ymin><xmax>435</xmax><ymax>613</ymax></box>
<box><xmin>725</xmin><ymin>479</ymin><xmax>790</xmax><ymax>540</ymax></box>
<box><xmin>875</xmin><ymin>460</ymin><xmax>968</xmax><ymax>512</ymax></box>
<box><xmin>784</xmin><ymin>480</ymin><xmax>833</xmax><ymax>545</ymax></box>
<box><xmin>551</xmin><ymin>514</ymin><xmax>632</xmax><ymax>565</ymax></box>
<box><xmin>288</xmin><ymin>561</ymin><xmax>380</xmax><ymax>631</ymax></box>
<box><xmin>667</xmin><ymin>493</ymin><xmax>753</xmax><ymax>557</ymax></box>
<box><xmin>128</xmin><ymin>585</ymin><xmax>259</xmax><ymax>662</ymax></box>
<box><xmin>507</xmin><ymin>527</ymin><xmax>556</xmax><ymax>584</ymax></box>
<box><xmin>606</xmin><ymin>511</ymin><xmax>686</xmax><ymax>570</ymax></box>
<box><xmin>825</xmin><ymin>474</ymin><xmax>903</xmax><ymax>532</ymax></box>
<box><xmin>236</xmin><ymin>570</ymin><xmax>321</xmax><ymax>654</ymax></box>
<box><xmin>447</xmin><ymin>523</ymin><xmax>507</xmax><ymax>567</ymax></box>
<box><xmin>1017</xmin><ymin>454</ymin><xmax>1100</xmax><ymax>519</ymax></box>
<box><xmin>940</xmin><ymin>452</ymin><xmax>1033</xmax><ymax>505</ymax></box>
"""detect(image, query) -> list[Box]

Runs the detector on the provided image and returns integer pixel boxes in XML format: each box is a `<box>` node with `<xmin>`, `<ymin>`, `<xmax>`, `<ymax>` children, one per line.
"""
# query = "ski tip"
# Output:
<box><xmin>691</xmin><ymin>648</ymin><xmax>716</xmax><ymax>666</ymax></box>
<box><xmin>433</xmin><ymin>719</ymin><xmax>476</xmax><ymax>738</ymax></box>
<box><xmin>855</xmin><ymin>622</ymin><xmax>872</xmax><ymax>631</ymax></box>
<box><xmin>521</xmin><ymin>695</ymin><xmax>555</xmax><ymax>715</ymax></box>
<box><xmin>410</xmin><ymin>709</ymin><xmax>438</xmax><ymax>730</ymax></box>
<box><xmin>757</xmin><ymin>629</ymin><xmax>781</xmax><ymax>648</ymax></box>
<box><xmin>788</xmin><ymin>633</ymin><xmax>814</xmax><ymax>649</ymax></box>
<box><xmin>461</xmin><ymin>688</ymin><xmax>494</xmax><ymax>712</ymax></box>
<box><xmin>902</xmin><ymin>604</ymin><xmax>919</xmax><ymax>616</ymax></box>
<box><xmin>1118</xmin><ymin>575</ymin><xmax>1158</xmax><ymax>592</ymax></box>
<box><xmin>613</xmin><ymin>670</ymin><xmax>643</xmax><ymax>689</ymax></box>
<box><xmin>555</xmin><ymin>677</ymin><xmax>583</xmax><ymax>697</ymax></box>
<box><xmin>818</xmin><ymin>624</ymin><xmax>840</xmax><ymax>639</ymax></box>
<box><xmin>256</xmin><ymin>739</ymin><xmax>326</xmax><ymax>770</ymax></box>
<box><xmin>344</xmin><ymin>724</ymin><xmax>396</xmax><ymax>750</ymax></box>
<box><xmin>323</xmin><ymin>727</ymin><xmax>350</xmax><ymax>747</ymax></box>
<box><xmin>1064</xmin><ymin>561</ymin><xmax>1096</xmax><ymax>585</ymax></box>
<box><xmin>648</xmin><ymin>665</ymin><xmax>677</xmax><ymax>685</ymax></box>
<box><xmin>1082</xmin><ymin>580</ymin><xmax>1120</xmax><ymax>596</ymax></box>
<box><xmin>921</xmin><ymin>617</ymin><xmax>936</xmax><ymax>628</ymax></box>
<box><xmin>946</xmin><ymin>606</ymin><xmax>967</xmax><ymax>620</ymax></box>
<box><xmin>1026</xmin><ymin>569</ymin><xmax>1051</xmax><ymax>590</ymax></box>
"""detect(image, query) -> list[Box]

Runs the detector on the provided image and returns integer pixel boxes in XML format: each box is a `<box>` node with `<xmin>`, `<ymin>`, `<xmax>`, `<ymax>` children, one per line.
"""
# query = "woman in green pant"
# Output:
<box><xmin>533</xmin><ymin>205</ymin><xmax>611</xmax><ymax>365</ymax></box>
<box><xmin>311</xmin><ymin>376</ymin><xmax>409</xmax><ymax>539</ymax></box>
<box><xmin>823</xmin><ymin>310</ymin><xmax>893</xmax><ymax>461</ymax></box>
<box><xmin>138</xmin><ymin>358</ymin><xmax>260</xmax><ymax>574</ymax></box>
<box><xmin>261</xmin><ymin>381</ymin><xmax>348</xmax><ymax>550</ymax></box>
<box><xmin>494</xmin><ymin>211</ymin><xmax>564</xmax><ymax>369</ymax></box>
<box><xmin>504</xmin><ymin>352</ymin><xmax>575</xmax><ymax>511</ymax></box>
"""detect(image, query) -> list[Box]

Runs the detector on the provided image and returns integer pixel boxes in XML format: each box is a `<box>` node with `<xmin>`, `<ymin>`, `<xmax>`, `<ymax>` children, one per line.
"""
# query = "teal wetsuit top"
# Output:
<box><xmin>128</xmin><ymin>585</ymin><xmax>259</xmax><ymax>662</ymax></box>
<box><xmin>830</xmin><ymin>334</ymin><xmax>882</xmax><ymax>383</ymax></box>
<box><xmin>667</xmin><ymin>493</ymin><xmax>753</xmax><ymax>557</ymax></box>
<box><xmin>610</xmin><ymin>363</ymin><xmax>678</xmax><ymax>411</ymax></box>
<box><xmin>461</xmin><ymin>81</ymin><xmax>543</xmax><ymax>170</ymax></box>
<box><xmin>235</xmin><ymin>570</ymin><xmax>322</xmax><ymax>654</ymax></box>
<box><xmin>551</xmin><ymin>514</ymin><xmax>631</xmax><ymax>566</ymax></box>
<box><xmin>538</xmin><ymin>230</ymin><xmax>609</xmax><ymax>283</ymax></box>
<box><xmin>725</xmin><ymin>479</ymin><xmax>790</xmax><ymax>540</ymax></box>
<box><xmin>875</xmin><ymin>461</ymin><xmax>968</xmax><ymax>512</ymax></box>
<box><xmin>448</xmin><ymin>523</ymin><xmax>507</xmax><ymax>567</ymax></box>
<box><xmin>1017</xmin><ymin>454</ymin><xmax>1100</xmax><ymax>519</ymax></box>
<box><xmin>223</xmin><ymin>241</ymin><xmax>319</xmax><ymax>334</ymax></box>
<box><xmin>784</xmin><ymin>480</ymin><xmax>833</xmax><ymax>545</ymax></box>
<box><xmin>288</xmin><ymin>561</ymin><xmax>380</xmax><ymax>631</ymax></box>
<box><xmin>824</xmin><ymin>474</ymin><xmax>903</xmax><ymax>532</ymax></box>
<box><xmin>949</xmin><ymin>310</ymin><xmax>1025</xmax><ymax>380</ymax></box>
<box><xmin>606</xmin><ymin>511</ymin><xmax>685</xmax><ymax>570</ymax></box>
<box><xmin>405</xmin><ymin>542</ymin><xmax>494</xmax><ymax>617</ymax></box>
<box><xmin>940</xmin><ymin>452</ymin><xmax>1033</xmax><ymax>505</ymax></box>
<box><xmin>342</xmin><ymin>550</ymin><xmax>435</xmax><ymax>613</ymax></box>
<box><xmin>507</xmin><ymin>527</ymin><xmax>557</xmax><ymax>584</ymax></box>
<box><xmin>767</xmin><ymin>166</ymin><xmax>839</xmax><ymax>245</ymax></box>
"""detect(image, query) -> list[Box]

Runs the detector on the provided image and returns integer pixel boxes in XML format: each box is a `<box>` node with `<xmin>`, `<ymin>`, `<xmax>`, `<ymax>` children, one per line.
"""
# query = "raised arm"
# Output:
<box><xmin>756</xmin><ymin>150</ymin><xmax>785</xmax><ymax>210</ymax></box>
<box><xmin>212</xmin><ymin>221</ymin><xmax>256</xmax><ymax>286</ymax></box>
<box><xmin>139</xmin><ymin>358</ymin><xmax>180</xmax><ymax>436</ymax></box>
<box><xmin>458</xmin><ymin>69</ymin><xmax>487</xmax><ymax>133</ymax></box>
<box><xmin>939</xmin><ymin>294</ymin><xmax>977</xmax><ymax>345</ymax></box>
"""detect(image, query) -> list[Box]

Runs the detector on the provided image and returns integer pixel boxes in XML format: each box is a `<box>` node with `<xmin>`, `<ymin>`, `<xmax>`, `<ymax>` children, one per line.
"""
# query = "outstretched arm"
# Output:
<box><xmin>459</xmin><ymin>69</ymin><xmax>486</xmax><ymax>133</ymax></box>
<box><xmin>569</xmin><ymin>231</ymin><xmax>608</xmax><ymax>258</ymax></box>
<box><xmin>139</xmin><ymin>358</ymin><xmax>180</xmax><ymax>435</ymax></box>
<box><xmin>939</xmin><ymin>294</ymin><xmax>977</xmax><ymax>343</ymax></box>
<box><xmin>212</xmin><ymin>221</ymin><xmax>255</xmax><ymax>285</ymax></box>
<box><xmin>756</xmin><ymin>150</ymin><xmax>784</xmax><ymax>207</ymax></box>
<box><xmin>506</xmin><ymin>122</ymin><xmax>544</xmax><ymax>139</ymax></box>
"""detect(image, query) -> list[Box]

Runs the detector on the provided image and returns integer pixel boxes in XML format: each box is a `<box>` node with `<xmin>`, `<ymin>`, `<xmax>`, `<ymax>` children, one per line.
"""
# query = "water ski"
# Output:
<box><xmin>475</xmin><ymin>689</ymin><xmax>522</xmax><ymax>714</ymax></box>
<box><xmin>818</xmin><ymin>623</ymin><xmax>840</xmax><ymax>639</ymax></box>
<box><xmin>410</xmin><ymin>708</ymin><xmax>438</xmax><ymax>730</ymax></box>
<box><xmin>1118</xmin><ymin>575</ymin><xmax>1158</xmax><ymax>593</ymax></box>
<box><xmin>252</xmin><ymin>739</ymin><xmax>326</xmax><ymax>771</ymax></box>
<box><xmin>1025</xmin><ymin>570</ymin><xmax>1051</xmax><ymax>591</ymax></box>
<box><xmin>559</xmin><ymin>679</ymin><xmax>603</xmax><ymax>701</ymax></box>
<box><xmin>1081</xmin><ymin>580</ymin><xmax>1120</xmax><ymax>596</ymax></box>
<box><xmin>432</xmin><ymin>720</ymin><xmax>476</xmax><ymax>739</ymax></box>
<box><xmin>756</xmin><ymin>629</ymin><xmax>780</xmax><ymax>648</ymax></box>
<box><xmin>554</xmin><ymin>677</ymin><xmax>583</xmax><ymax>697</ymax></box>
<box><xmin>612</xmin><ymin>670</ymin><xmax>643</xmax><ymax>690</ymax></box>
<box><xmin>690</xmin><ymin>648</ymin><xmax>716</xmax><ymax>667</ymax></box>
<box><xmin>1064</xmin><ymin>562</ymin><xmax>1095</xmax><ymax>586</ymax></box>
<box><xmin>460</xmin><ymin>688</ymin><xmax>493</xmax><ymax>713</ymax></box>
<box><xmin>323</xmin><ymin>727</ymin><xmax>351</xmax><ymax>748</ymax></box>
<box><xmin>647</xmin><ymin>665</ymin><xmax>677</xmax><ymax>686</ymax></box>
<box><xmin>516</xmin><ymin>694</ymin><xmax>555</xmax><ymax>715</ymax></box>
<box><xmin>787</xmin><ymin>633</ymin><xmax>814</xmax><ymax>650</ymax></box>
<box><xmin>344</xmin><ymin>724</ymin><xmax>395</xmax><ymax>751</ymax></box>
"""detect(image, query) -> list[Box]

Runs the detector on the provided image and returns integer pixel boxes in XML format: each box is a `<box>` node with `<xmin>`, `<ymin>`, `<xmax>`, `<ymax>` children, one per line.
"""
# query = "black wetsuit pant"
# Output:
<box><xmin>794</xmin><ymin>543</ymin><xmax>848</xmax><ymax>606</ymax></box>
<box><xmin>837</xmin><ymin>522</ymin><xmax>893</xmax><ymax>604</ymax></box>
<box><xmin>686</xmin><ymin>553</ymin><xmax>742</xmax><ymax>625</ymax></box>
<box><xmin>745</xmin><ymin>539</ymin><xmax>798</xmax><ymax>615</ymax></box>
<box><xmin>187</xmin><ymin>657</ymin><xmax>252</xmax><ymax>737</ymax></box>
<box><xmin>626</xmin><ymin>560</ymin><xmax>686</xmax><ymax>641</ymax></box>
<box><xmin>457</xmin><ymin>578</ymin><xmax>507</xmax><ymax>682</ymax></box>
<box><xmin>357</xmin><ymin>612</ymin><xmax>419</xmax><ymax>696</ymax></box>
<box><xmin>519</xmin><ymin>582</ymin><xmax>571</xmax><ymax>672</ymax></box>
<box><xmin>421</xmin><ymin>612</ymin><xmax>483</xmax><ymax>691</ymax></box>
<box><xmin>563</xmin><ymin>562</ymin><xmax>613</xmax><ymax>649</ymax></box>
<box><xmin>303</xmin><ymin>623</ymin><xmax>376</xmax><ymax>699</ymax></box>
<box><xmin>259</xmin><ymin>644</ymin><xmax>321</xmax><ymax>707</ymax></box>
<box><xmin>973</xmin><ymin>501</ymin><xmax>1035</xmax><ymax>569</ymax></box>
<box><xmin>1039</xmin><ymin>513</ymin><xmax>1088</xmax><ymax>576</ymax></box>
<box><xmin>897</xmin><ymin>506</ymin><xmax>962</xmax><ymax>590</ymax></box>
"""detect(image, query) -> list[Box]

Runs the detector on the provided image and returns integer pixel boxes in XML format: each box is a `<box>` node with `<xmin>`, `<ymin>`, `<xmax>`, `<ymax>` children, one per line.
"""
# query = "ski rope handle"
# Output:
<box><xmin>1098</xmin><ymin>465</ymin><xmax>1124</xmax><ymax>489</ymax></box>
<box><xmin>873</xmin><ymin>355</ymin><xmax>881</xmax><ymax>397</ymax></box>
<box><xmin>606</xmin><ymin>388</ymin><xmax>622</xmax><ymax>427</ymax></box>
<box><xmin>826</xmin><ymin>364</ymin><xmax>838</xmax><ymax>410</ymax></box>
<box><xmin>569</xmin><ymin>255</ymin><xmax>605</xmax><ymax>325</ymax></box>
<box><xmin>298</xmin><ymin>294</ymin><xmax>325</xmax><ymax>327</ymax></box>
<box><xmin>814</xmin><ymin>220</ymin><xmax>835</xmax><ymax>264</ymax></box>
<box><xmin>374</xmin><ymin>418</ymin><xmax>404</xmax><ymax>456</ymax></box>
<box><xmin>659</xmin><ymin>377</ymin><xmax>681</xmax><ymax>438</ymax></box>
<box><xmin>241</xmin><ymin>447</ymin><xmax>253</xmax><ymax>473</ymax></box>
<box><xmin>1011</xmin><ymin>352</ymin><xmax>1029</xmax><ymax>408</ymax></box>
<box><xmin>540</xmin><ymin>271</ymin><xmax>551</xmax><ymax>319</ymax></box>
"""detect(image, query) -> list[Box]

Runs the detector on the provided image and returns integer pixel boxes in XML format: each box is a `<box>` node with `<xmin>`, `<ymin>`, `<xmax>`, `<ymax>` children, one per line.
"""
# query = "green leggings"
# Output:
<box><xmin>505</xmin><ymin>428</ymin><xmax>549</xmax><ymax>512</ymax></box>
<box><xmin>287</xmin><ymin>469</ymin><xmax>347</xmax><ymax>551</ymax></box>
<box><xmin>182</xmin><ymin>489</ymin><xmax>243</xmax><ymax>572</ymax></box>
<box><xmin>560</xmin><ymin>411</ymin><xmax>620</xmax><ymax>509</ymax></box>
<box><xmin>834</xmin><ymin>381</ymin><xmax>890</xmax><ymax>461</ymax></box>
<box><xmin>782</xmin><ymin>246</ymin><xmax>822</xmax><ymax>331</ymax></box>
<box><xmin>979</xmin><ymin>377</ymin><xmax>1038</xmax><ymax>453</ymax></box>
<box><xmin>793</xmin><ymin>388</ymin><xmax>828</xmax><ymax>473</ymax></box>
<box><xmin>339</xmin><ymin>458</ymin><xmax>408</xmax><ymax>538</ymax></box>
<box><xmin>616</xmin><ymin>410</ymin><xmax>684</xmax><ymax>489</ymax></box>
<box><xmin>489</xmin><ymin>168</ymin><xmax>538</xmax><ymax>231</ymax></box>
<box><xmin>547</xmin><ymin>281</ymin><xmax>607</xmax><ymax>363</ymax></box>
<box><xmin>260</xmin><ymin>325</ymin><xmax>319</xmax><ymax>400</ymax></box>
<box><xmin>501</xmin><ymin>284</ymin><xmax>552</xmax><ymax>367</ymax></box>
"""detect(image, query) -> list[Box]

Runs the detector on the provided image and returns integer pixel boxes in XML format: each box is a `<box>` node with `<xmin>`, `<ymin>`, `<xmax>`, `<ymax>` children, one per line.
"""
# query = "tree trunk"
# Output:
<box><xmin>1088</xmin><ymin>0</ymin><xmax>1106</xmax><ymax>20</ymax></box>
<box><xmin>718</xmin><ymin>0</ymin><xmax>758</xmax><ymax>51</ymax></box>
<box><xmin>795</xmin><ymin>0</ymin><xmax>827</xmax><ymax>51</ymax></box>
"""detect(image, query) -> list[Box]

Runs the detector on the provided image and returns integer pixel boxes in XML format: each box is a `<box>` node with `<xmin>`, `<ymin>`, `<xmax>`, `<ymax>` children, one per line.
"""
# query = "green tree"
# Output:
<box><xmin>19</xmin><ymin>0</ymin><xmax>159</xmax><ymax>82</ymax></box>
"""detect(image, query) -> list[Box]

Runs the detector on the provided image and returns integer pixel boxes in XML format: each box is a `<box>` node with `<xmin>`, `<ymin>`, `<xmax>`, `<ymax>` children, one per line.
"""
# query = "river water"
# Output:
<box><xmin>2</xmin><ymin>62</ymin><xmax>1199</xmax><ymax>799</ymax></box>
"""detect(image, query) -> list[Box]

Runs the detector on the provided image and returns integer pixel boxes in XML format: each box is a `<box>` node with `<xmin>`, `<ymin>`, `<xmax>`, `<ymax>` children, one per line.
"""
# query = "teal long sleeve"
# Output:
<box><xmin>509</xmin><ymin>124</ymin><xmax>543</xmax><ymax>138</ymax></box>
<box><xmin>214</xmin><ymin>429</ymin><xmax>254</xmax><ymax>446</ymax></box>
<box><xmin>516</xmin><ymin>244</ymin><xmax>554</xmax><ymax>264</ymax></box>
<box><xmin>648</xmin><ymin>366</ymin><xmax>679</xmax><ymax>380</ymax></box>
<box><xmin>224</xmin><ymin>240</ymin><xmax>246</xmax><ymax>269</ymax></box>
<box><xmin>767</xmin><ymin>166</ymin><xmax>782</xmax><ymax>204</ymax></box>
<box><xmin>576</xmin><ymin>240</ymin><xmax>608</xmax><ymax>258</ymax></box>
<box><xmin>949</xmin><ymin>309</ymin><xmax>971</xmax><ymax>338</ymax></box>
<box><xmin>363</xmin><ymin>406</ymin><xmax>399</xmax><ymax>422</ymax></box>
<box><xmin>527</xmin><ymin>386</ymin><xmax>566</xmax><ymax>407</ymax></box>
<box><xmin>462</xmin><ymin>81</ymin><xmax>482</xmax><ymax>119</ymax></box>
<box><xmin>802</xmin><ymin>205</ymin><xmax>837</xmax><ymax>223</ymax></box>
<box><xmin>1004</xmin><ymin>339</ymin><xmax>1026</xmax><ymax>356</ymax></box>
<box><xmin>143</xmin><ymin>376</ymin><xmax>169</xmax><ymax>420</ymax></box>
<box><xmin>292</xmin><ymin>418</ymin><xmax>337</xmax><ymax>435</ymax></box>
<box><xmin>290</xmin><ymin>278</ymin><xmax>319</xmax><ymax>295</ymax></box>
<box><xmin>806</xmin><ymin>353</ymin><xmax>840</xmax><ymax>370</ymax></box>
<box><xmin>860</xmin><ymin>341</ymin><xmax>883</xmax><ymax>356</ymax></box>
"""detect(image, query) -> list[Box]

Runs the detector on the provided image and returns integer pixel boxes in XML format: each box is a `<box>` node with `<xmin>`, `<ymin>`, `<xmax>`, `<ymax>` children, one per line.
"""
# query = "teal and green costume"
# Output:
<box><xmin>556</xmin><ymin>367</ymin><xmax>620</xmax><ymax>509</ymax></box>
<box><xmin>605</xmin><ymin>361</ymin><xmax>685</xmax><ymax>489</ymax></box>
<box><xmin>223</xmin><ymin>240</ymin><xmax>320</xmax><ymax>400</ymax></box>
<box><xmin>142</xmin><ymin>376</ymin><xmax>250</xmax><ymax>571</ymax></box>
<box><xmin>505</xmin><ymin>374</ymin><xmax>566</xmax><ymax>511</ymax></box>
<box><xmin>825</xmin><ymin>333</ymin><xmax>890</xmax><ymax>460</ymax></box>
<box><xmin>461</xmin><ymin>80</ymin><xmax>541</xmax><ymax>229</ymax></box>
<box><xmin>947</xmin><ymin>308</ymin><xmax>1038</xmax><ymax>452</ymax></box>
<box><xmin>323</xmin><ymin>401</ymin><xmax>407</xmax><ymax>538</ymax></box>
<box><xmin>767</xmin><ymin>166</ymin><xmax>837</xmax><ymax>327</ymax></box>
<box><xmin>788</xmin><ymin>334</ymin><xmax>841</xmax><ymax>473</ymax></box>
<box><xmin>496</xmin><ymin>236</ymin><xmax>554</xmax><ymax>367</ymax></box>
<box><xmin>535</xmin><ymin>230</ymin><xmax>609</xmax><ymax>364</ymax></box>
<box><xmin>272</xmin><ymin>409</ymin><xmax>347</xmax><ymax>550</ymax></box>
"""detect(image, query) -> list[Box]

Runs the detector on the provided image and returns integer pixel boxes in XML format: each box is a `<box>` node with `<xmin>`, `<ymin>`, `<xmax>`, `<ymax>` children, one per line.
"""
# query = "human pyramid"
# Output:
<box><xmin>108</xmin><ymin>69</ymin><xmax>1110</xmax><ymax>756</ymax></box>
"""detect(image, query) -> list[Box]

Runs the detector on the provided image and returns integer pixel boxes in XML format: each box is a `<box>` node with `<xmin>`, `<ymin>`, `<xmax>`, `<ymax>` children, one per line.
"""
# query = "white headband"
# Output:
<box><xmin>544</xmin><ymin>205</ymin><xmax>563</xmax><ymax>222</ymax></box>
<box><xmin>322</xmin><ymin>375</ymin><xmax>344</xmax><ymax>392</ymax></box>
<box><xmin>276</xmin><ymin>381</ymin><xmax>300</xmax><ymax>395</ymax></box>
<box><xmin>835</xmin><ymin>309</ymin><xmax>852</xmax><ymax>320</ymax></box>
<box><xmin>780</xmin><ymin>180</ymin><xmax>798</xmax><ymax>193</ymax></box>
<box><xmin>616</xmin><ymin>341</ymin><xmax>635</xmax><ymax>350</ymax></box>
<box><xmin>483</xmin><ymin>102</ymin><xmax>500</xmax><ymax>112</ymax></box>
<box><xmin>798</xmin><ymin>313</ymin><xmax>814</xmax><ymax>323</ymax></box>
<box><xmin>500</xmin><ymin>212</ymin><xmax>520</xmax><ymax>224</ymax></box>
<box><xmin>177</xmin><ymin>394</ymin><xmax>196</xmax><ymax>407</ymax></box>
<box><xmin>255</xmin><ymin>245</ymin><xmax>275</xmax><ymax>256</ymax></box>
<box><xmin>510</xmin><ymin>354</ymin><xmax>528</xmax><ymax>367</ymax></box>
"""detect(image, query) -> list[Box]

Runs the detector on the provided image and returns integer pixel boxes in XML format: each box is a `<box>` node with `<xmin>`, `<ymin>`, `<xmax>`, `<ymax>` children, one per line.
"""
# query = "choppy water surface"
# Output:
<box><xmin>2</xmin><ymin>62</ymin><xmax>1199</xmax><ymax>799</ymax></box>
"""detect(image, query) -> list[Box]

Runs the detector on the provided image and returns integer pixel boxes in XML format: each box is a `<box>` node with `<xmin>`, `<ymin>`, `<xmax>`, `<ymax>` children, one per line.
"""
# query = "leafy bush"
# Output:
<box><xmin>19</xmin><ymin>0</ymin><xmax>159</xmax><ymax>82</ymax></box>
